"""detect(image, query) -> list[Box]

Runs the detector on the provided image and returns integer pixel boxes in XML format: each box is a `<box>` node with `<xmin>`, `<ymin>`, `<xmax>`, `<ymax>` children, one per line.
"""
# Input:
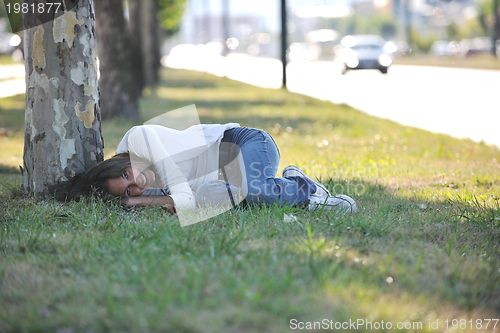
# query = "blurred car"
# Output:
<box><xmin>459</xmin><ymin>37</ymin><xmax>493</xmax><ymax>56</ymax></box>
<box><xmin>336</xmin><ymin>35</ymin><xmax>393</xmax><ymax>74</ymax></box>
<box><xmin>288</xmin><ymin>42</ymin><xmax>321</xmax><ymax>62</ymax></box>
<box><xmin>430</xmin><ymin>40</ymin><xmax>460</xmax><ymax>56</ymax></box>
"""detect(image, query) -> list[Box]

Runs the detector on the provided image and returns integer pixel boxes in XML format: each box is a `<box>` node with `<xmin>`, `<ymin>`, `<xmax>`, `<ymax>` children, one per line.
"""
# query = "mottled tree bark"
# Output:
<box><xmin>94</xmin><ymin>0</ymin><xmax>139</xmax><ymax>120</ymax></box>
<box><xmin>22</xmin><ymin>0</ymin><xmax>104</xmax><ymax>200</ymax></box>
<box><xmin>127</xmin><ymin>0</ymin><xmax>144</xmax><ymax>96</ymax></box>
<box><xmin>141</xmin><ymin>0</ymin><xmax>161</xmax><ymax>86</ymax></box>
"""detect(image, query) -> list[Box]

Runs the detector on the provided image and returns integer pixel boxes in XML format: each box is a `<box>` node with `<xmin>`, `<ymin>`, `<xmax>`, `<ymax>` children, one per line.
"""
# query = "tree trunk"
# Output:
<box><xmin>494</xmin><ymin>0</ymin><xmax>500</xmax><ymax>56</ymax></box>
<box><xmin>94</xmin><ymin>0</ymin><xmax>139</xmax><ymax>120</ymax></box>
<box><xmin>155</xmin><ymin>11</ymin><xmax>163</xmax><ymax>77</ymax></box>
<box><xmin>280</xmin><ymin>0</ymin><xmax>287</xmax><ymax>88</ymax></box>
<box><xmin>22</xmin><ymin>0</ymin><xmax>104</xmax><ymax>200</ymax></box>
<box><xmin>128</xmin><ymin>0</ymin><xmax>145</xmax><ymax>96</ymax></box>
<box><xmin>221</xmin><ymin>0</ymin><xmax>229</xmax><ymax>56</ymax></box>
<box><xmin>141</xmin><ymin>0</ymin><xmax>160</xmax><ymax>86</ymax></box>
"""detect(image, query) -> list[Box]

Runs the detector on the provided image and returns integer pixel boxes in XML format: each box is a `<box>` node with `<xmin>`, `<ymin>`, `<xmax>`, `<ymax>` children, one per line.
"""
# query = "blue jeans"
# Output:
<box><xmin>219</xmin><ymin>127</ymin><xmax>316</xmax><ymax>207</ymax></box>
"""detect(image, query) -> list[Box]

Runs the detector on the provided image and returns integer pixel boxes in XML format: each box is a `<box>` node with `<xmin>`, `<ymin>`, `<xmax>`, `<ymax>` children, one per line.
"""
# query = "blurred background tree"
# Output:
<box><xmin>92</xmin><ymin>0</ymin><xmax>186</xmax><ymax>119</ymax></box>
<box><xmin>128</xmin><ymin>0</ymin><xmax>145</xmax><ymax>97</ymax></box>
<box><xmin>0</xmin><ymin>2</ymin><xmax>7</xmax><ymax>21</ymax></box>
<box><xmin>479</xmin><ymin>0</ymin><xmax>494</xmax><ymax>34</ymax></box>
<box><xmin>141</xmin><ymin>0</ymin><xmax>161</xmax><ymax>86</ymax></box>
<box><xmin>331</xmin><ymin>14</ymin><xmax>397</xmax><ymax>40</ymax></box>
<box><xmin>479</xmin><ymin>0</ymin><xmax>500</xmax><ymax>54</ymax></box>
<box><xmin>409</xmin><ymin>28</ymin><xmax>438</xmax><ymax>52</ymax></box>
<box><xmin>158</xmin><ymin>0</ymin><xmax>187</xmax><ymax>36</ymax></box>
<box><xmin>95</xmin><ymin>0</ymin><xmax>140</xmax><ymax>120</ymax></box>
<box><xmin>134</xmin><ymin>0</ymin><xmax>186</xmax><ymax>88</ymax></box>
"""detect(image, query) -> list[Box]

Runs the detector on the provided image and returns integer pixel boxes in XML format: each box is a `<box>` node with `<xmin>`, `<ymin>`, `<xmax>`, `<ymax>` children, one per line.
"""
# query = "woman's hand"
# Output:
<box><xmin>161</xmin><ymin>203</ymin><xmax>176</xmax><ymax>215</ymax></box>
<box><xmin>160</xmin><ymin>196</ymin><xmax>177</xmax><ymax>215</ymax></box>
<box><xmin>124</xmin><ymin>195</ymin><xmax>177</xmax><ymax>215</ymax></box>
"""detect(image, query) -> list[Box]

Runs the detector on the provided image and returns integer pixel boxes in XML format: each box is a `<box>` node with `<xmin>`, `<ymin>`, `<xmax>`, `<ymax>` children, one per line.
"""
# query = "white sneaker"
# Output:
<box><xmin>282</xmin><ymin>165</ymin><xmax>331</xmax><ymax>197</ymax></box>
<box><xmin>309</xmin><ymin>194</ymin><xmax>358</xmax><ymax>214</ymax></box>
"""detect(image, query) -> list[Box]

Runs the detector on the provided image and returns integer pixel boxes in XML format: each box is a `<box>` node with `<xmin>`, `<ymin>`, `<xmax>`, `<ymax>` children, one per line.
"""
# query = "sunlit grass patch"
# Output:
<box><xmin>394</xmin><ymin>53</ymin><xmax>500</xmax><ymax>70</ymax></box>
<box><xmin>0</xmin><ymin>94</ymin><xmax>25</xmax><ymax>171</ymax></box>
<box><xmin>447</xmin><ymin>193</ymin><xmax>500</xmax><ymax>227</ymax></box>
<box><xmin>0</xmin><ymin>94</ymin><xmax>24</xmax><ymax>130</ymax></box>
<box><xmin>0</xmin><ymin>54</ymin><xmax>21</xmax><ymax>65</ymax></box>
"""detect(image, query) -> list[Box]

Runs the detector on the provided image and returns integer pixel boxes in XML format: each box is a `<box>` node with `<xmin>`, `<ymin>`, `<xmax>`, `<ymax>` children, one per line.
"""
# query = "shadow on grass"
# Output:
<box><xmin>178</xmin><ymin>98</ymin><xmax>286</xmax><ymax>109</ymax></box>
<box><xmin>0</xmin><ymin>94</ymin><xmax>25</xmax><ymax>131</ymax></box>
<box><xmin>0</xmin><ymin>164</ymin><xmax>21</xmax><ymax>174</ymax></box>
<box><xmin>157</xmin><ymin>78</ymin><xmax>219</xmax><ymax>90</ymax></box>
<box><xmin>162</xmin><ymin>177</ymin><xmax>500</xmax><ymax>315</ymax></box>
<box><xmin>302</xmin><ymin>178</ymin><xmax>500</xmax><ymax>314</ymax></box>
<box><xmin>0</xmin><ymin>164</ymin><xmax>21</xmax><ymax>198</ymax></box>
<box><xmin>0</xmin><ymin>178</ymin><xmax>499</xmax><ymax>328</ymax></box>
<box><xmin>142</xmin><ymin>97</ymin><xmax>336</xmax><ymax>133</ymax></box>
<box><xmin>158</xmin><ymin>69</ymin><xmax>222</xmax><ymax>89</ymax></box>
<box><xmin>200</xmin><ymin>113</ymin><xmax>330</xmax><ymax>131</ymax></box>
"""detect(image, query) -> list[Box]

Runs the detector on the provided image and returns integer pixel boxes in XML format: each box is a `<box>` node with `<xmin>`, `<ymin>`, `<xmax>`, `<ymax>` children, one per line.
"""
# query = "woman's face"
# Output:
<box><xmin>105</xmin><ymin>166</ymin><xmax>156</xmax><ymax>197</ymax></box>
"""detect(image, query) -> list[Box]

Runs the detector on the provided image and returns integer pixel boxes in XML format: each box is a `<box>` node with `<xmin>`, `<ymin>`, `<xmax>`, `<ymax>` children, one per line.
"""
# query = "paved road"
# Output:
<box><xmin>166</xmin><ymin>54</ymin><xmax>500</xmax><ymax>147</ymax></box>
<box><xmin>3</xmin><ymin>58</ymin><xmax>499</xmax><ymax>147</ymax></box>
<box><xmin>287</xmin><ymin>61</ymin><xmax>499</xmax><ymax>147</ymax></box>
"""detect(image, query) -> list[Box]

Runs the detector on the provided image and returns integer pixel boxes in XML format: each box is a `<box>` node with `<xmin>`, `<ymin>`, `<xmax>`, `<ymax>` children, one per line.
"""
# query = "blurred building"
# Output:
<box><xmin>164</xmin><ymin>0</ymin><xmax>486</xmax><ymax>58</ymax></box>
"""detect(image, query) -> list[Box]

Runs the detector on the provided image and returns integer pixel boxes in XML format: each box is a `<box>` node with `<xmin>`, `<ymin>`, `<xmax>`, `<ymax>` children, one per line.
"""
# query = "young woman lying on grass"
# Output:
<box><xmin>66</xmin><ymin>123</ymin><xmax>357</xmax><ymax>215</ymax></box>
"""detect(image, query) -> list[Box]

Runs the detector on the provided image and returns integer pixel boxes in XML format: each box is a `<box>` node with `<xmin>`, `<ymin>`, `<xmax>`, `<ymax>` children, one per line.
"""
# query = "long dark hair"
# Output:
<box><xmin>63</xmin><ymin>153</ymin><xmax>131</xmax><ymax>201</ymax></box>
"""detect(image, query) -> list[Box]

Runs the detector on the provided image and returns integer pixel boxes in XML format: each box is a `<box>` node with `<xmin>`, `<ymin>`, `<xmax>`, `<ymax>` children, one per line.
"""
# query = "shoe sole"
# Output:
<box><xmin>282</xmin><ymin>165</ymin><xmax>331</xmax><ymax>197</ymax></box>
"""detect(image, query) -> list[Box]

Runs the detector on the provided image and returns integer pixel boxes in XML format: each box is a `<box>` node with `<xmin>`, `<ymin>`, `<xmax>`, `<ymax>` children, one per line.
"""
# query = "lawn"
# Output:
<box><xmin>0</xmin><ymin>54</ymin><xmax>22</xmax><ymax>65</ymax></box>
<box><xmin>394</xmin><ymin>53</ymin><xmax>500</xmax><ymax>70</ymax></box>
<box><xmin>1</xmin><ymin>68</ymin><xmax>499</xmax><ymax>333</ymax></box>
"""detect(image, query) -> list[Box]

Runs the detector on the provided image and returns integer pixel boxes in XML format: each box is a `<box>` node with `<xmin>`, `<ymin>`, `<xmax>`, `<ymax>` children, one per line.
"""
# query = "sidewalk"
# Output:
<box><xmin>0</xmin><ymin>64</ymin><xmax>25</xmax><ymax>99</ymax></box>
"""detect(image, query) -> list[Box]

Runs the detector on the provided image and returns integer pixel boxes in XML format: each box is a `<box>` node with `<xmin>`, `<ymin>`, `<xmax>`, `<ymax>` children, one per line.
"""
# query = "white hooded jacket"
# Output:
<box><xmin>116</xmin><ymin>123</ymin><xmax>240</xmax><ymax>209</ymax></box>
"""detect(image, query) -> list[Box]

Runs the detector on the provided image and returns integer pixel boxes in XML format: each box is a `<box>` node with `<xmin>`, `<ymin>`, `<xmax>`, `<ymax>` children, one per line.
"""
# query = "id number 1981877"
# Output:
<box><xmin>5</xmin><ymin>2</ymin><xmax>62</xmax><ymax>14</ymax></box>
<box><xmin>445</xmin><ymin>319</ymin><xmax>498</xmax><ymax>330</ymax></box>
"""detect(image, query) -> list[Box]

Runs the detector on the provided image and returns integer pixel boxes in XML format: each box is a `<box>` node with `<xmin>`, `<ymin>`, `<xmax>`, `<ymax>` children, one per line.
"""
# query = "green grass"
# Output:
<box><xmin>1</xmin><ymin>68</ymin><xmax>500</xmax><ymax>332</ymax></box>
<box><xmin>394</xmin><ymin>53</ymin><xmax>500</xmax><ymax>70</ymax></box>
<box><xmin>0</xmin><ymin>54</ymin><xmax>22</xmax><ymax>65</ymax></box>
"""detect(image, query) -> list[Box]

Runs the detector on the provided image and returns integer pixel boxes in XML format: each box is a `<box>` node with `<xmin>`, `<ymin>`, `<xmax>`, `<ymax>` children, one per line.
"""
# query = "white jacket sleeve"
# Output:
<box><xmin>126</xmin><ymin>126</ymin><xmax>195</xmax><ymax>209</ymax></box>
